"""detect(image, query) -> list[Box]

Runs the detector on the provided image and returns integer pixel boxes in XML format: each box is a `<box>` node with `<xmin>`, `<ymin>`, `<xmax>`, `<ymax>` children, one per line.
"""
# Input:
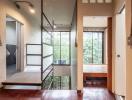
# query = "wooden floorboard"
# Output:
<box><xmin>0</xmin><ymin>87</ymin><xmax>115</xmax><ymax>100</ymax></box>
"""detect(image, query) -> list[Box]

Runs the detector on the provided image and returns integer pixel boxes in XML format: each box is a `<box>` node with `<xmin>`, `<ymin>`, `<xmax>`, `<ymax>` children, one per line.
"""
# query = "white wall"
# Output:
<box><xmin>6</xmin><ymin>21</ymin><xmax>17</xmax><ymax>45</ymax></box>
<box><xmin>0</xmin><ymin>0</ymin><xmax>41</xmax><ymax>87</ymax></box>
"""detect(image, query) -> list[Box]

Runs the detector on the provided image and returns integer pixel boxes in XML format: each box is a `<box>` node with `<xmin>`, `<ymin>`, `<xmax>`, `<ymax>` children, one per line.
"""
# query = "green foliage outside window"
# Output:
<box><xmin>83</xmin><ymin>32</ymin><xmax>103</xmax><ymax>64</ymax></box>
<box><xmin>53</xmin><ymin>32</ymin><xmax>70</xmax><ymax>65</ymax></box>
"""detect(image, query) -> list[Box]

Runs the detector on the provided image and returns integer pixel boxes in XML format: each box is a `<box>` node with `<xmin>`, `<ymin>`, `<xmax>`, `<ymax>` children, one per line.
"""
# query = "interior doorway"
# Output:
<box><xmin>83</xmin><ymin>16</ymin><xmax>111</xmax><ymax>88</ymax></box>
<box><xmin>6</xmin><ymin>16</ymin><xmax>23</xmax><ymax>78</ymax></box>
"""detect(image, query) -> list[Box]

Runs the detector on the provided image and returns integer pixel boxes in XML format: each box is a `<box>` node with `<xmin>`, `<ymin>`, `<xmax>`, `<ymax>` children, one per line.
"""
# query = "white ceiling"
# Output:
<box><xmin>11</xmin><ymin>0</ymin><xmax>75</xmax><ymax>26</ymax></box>
<box><xmin>83</xmin><ymin>16</ymin><xmax>108</xmax><ymax>27</ymax></box>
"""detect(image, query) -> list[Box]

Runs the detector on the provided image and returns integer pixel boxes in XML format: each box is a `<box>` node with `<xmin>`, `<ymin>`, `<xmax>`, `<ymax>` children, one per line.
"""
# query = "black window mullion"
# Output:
<box><xmin>69</xmin><ymin>32</ymin><xmax>71</xmax><ymax>65</ymax></box>
<box><xmin>92</xmin><ymin>32</ymin><xmax>93</xmax><ymax>64</ymax></box>
<box><xmin>102</xmin><ymin>32</ymin><xmax>104</xmax><ymax>64</ymax></box>
<box><xmin>60</xmin><ymin>32</ymin><xmax>61</xmax><ymax>64</ymax></box>
<box><xmin>98</xmin><ymin>32</ymin><xmax>99</xmax><ymax>64</ymax></box>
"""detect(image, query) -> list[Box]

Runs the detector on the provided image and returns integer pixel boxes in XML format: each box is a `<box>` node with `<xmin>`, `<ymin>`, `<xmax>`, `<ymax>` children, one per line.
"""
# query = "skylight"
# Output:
<box><xmin>82</xmin><ymin>0</ymin><xmax>112</xmax><ymax>4</ymax></box>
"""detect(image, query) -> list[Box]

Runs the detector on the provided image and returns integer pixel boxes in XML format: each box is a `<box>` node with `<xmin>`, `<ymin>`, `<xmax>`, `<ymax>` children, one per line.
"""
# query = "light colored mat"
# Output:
<box><xmin>5</xmin><ymin>72</ymin><xmax>41</xmax><ymax>84</ymax></box>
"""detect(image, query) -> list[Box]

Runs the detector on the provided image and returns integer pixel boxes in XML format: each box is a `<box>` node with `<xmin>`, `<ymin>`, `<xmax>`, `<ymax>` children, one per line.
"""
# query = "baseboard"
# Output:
<box><xmin>77</xmin><ymin>90</ymin><xmax>82</xmax><ymax>94</ymax></box>
<box><xmin>77</xmin><ymin>90</ymin><xmax>83</xmax><ymax>94</ymax></box>
<box><xmin>115</xmin><ymin>94</ymin><xmax>125</xmax><ymax>100</ymax></box>
<box><xmin>0</xmin><ymin>84</ymin><xmax>4</xmax><ymax>89</ymax></box>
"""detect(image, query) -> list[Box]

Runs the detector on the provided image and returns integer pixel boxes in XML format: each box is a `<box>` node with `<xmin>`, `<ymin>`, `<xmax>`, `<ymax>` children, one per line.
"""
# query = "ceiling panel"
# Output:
<box><xmin>11</xmin><ymin>0</ymin><xmax>75</xmax><ymax>27</ymax></box>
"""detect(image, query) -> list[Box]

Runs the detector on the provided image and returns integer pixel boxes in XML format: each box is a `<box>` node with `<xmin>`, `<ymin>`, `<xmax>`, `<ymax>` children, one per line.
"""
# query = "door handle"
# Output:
<box><xmin>117</xmin><ymin>54</ymin><xmax>120</xmax><ymax>58</ymax></box>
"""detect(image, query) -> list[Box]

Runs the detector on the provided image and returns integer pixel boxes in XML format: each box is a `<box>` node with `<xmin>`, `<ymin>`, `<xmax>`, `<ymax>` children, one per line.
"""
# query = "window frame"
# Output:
<box><xmin>53</xmin><ymin>31</ymin><xmax>71</xmax><ymax>66</ymax></box>
<box><xmin>83</xmin><ymin>31</ymin><xmax>104</xmax><ymax>64</ymax></box>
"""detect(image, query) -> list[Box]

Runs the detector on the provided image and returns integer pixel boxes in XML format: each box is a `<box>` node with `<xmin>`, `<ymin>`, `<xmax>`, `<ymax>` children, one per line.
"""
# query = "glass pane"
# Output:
<box><xmin>83</xmin><ymin>32</ymin><xmax>103</xmax><ymax>64</ymax></box>
<box><xmin>61</xmin><ymin>46</ymin><xmax>69</xmax><ymax>64</ymax></box>
<box><xmin>61</xmin><ymin>76</ymin><xmax>70</xmax><ymax>89</ymax></box>
<box><xmin>27</xmin><ymin>45</ymin><xmax>41</xmax><ymax>54</ymax></box>
<box><xmin>93</xmin><ymin>32</ymin><xmax>99</xmax><ymax>64</ymax></box>
<box><xmin>43</xmin><ymin>44</ymin><xmax>53</xmax><ymax>57</ymax></box>
<box><xmin>98</xmin><ymin>33</ymin><xmax>103</xmax><ymax>63</ymax></box>
<box><xmin>61</xmin><ymin>32</ymin><xmax>69</xmax><ymax>46</ymax></box>
<box><xmin>27</xmin><ymin>56</ymin><xmax>41</xmax><ymax>65</ymax></box>
<box><xmin>43</xmin><ymin>56</ymin><xmax>53</xmax><ymax>70</ymax></box>
<box><xmin>54</xmin><ymin>46</ymin><xmax>60</xmax><ymax>64</ymax></box>
<box><xmin>83</xmin><ymin>32</ymin><xmax>93</xmax><ymax>64</ymax></box>
<box><xmin>43</xmin><ymin>32</ymin><xmax>51</xmax><ymax>44</ymax></box>
<box><xmin>53</xmin><ymin>32</ymin><xmax>60</xmax><ymax>46</ymax></box>
<box><xmin>53</xmin><ymin>32</ymin><xmax>70</xmax><ymax>65</ymax></box>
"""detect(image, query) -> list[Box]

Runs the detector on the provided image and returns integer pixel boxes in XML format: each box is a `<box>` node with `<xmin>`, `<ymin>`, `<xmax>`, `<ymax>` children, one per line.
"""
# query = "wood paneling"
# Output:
<box><xmin>107</xmin><ymin>17</ymin><xmax>112</xmax><ymax>91</ymax></box>
<box><xmin>0</xmin><ymin>88</ymin><xmax>115</xmax><ymax>100</ymax></box>
<box><xmin>83</xmin><ymin>73</ymin><xmax>107</xmax><ymax>81</ymax></box>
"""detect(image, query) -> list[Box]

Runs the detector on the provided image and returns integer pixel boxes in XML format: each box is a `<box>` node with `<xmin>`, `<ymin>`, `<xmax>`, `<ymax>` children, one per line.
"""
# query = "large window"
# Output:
<box><xmin>53</xmin><ymin>32</ymin><xmax>70</xmax><ymax>65</ymax></box>
<box><xmin>83</xmin><ymin>31</ymin><xmax>104</xmax><ymax>64</ymax></box>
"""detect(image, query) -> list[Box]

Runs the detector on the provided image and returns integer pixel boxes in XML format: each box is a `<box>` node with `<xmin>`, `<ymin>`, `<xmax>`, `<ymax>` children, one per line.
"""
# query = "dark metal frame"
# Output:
<box><xmin>41</xmin><ymin>0</ymin><xmax>54</xmax><ymax>89</ymax></box>
<box><xmin>26</xmin><ymin>44</ymin><xmax>41</xmax><ymax>66</ymax></box>
<box><xmin>53</xmin><ymin>31</ymin><xmax>71</xmax><ymax>66</ymax></box>
<box><xmin>83</xmin><ymin>31</ymin><xmax>105</xmax><ymax>64</ymax></box>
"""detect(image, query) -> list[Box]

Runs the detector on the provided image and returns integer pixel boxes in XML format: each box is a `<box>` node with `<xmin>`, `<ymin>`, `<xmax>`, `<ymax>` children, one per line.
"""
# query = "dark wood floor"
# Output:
<box><xmin>0</xmin><ymin>87</ymin><xmax>115</xmax><ymax>100</ymax></box>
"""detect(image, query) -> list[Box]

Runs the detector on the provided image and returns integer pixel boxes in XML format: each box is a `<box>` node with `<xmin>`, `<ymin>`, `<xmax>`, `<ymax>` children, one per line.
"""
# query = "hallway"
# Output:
<box><xmin>0</xmin><ymin>87</ymin><xmax>115</xmax><ymax>100</ymax></box>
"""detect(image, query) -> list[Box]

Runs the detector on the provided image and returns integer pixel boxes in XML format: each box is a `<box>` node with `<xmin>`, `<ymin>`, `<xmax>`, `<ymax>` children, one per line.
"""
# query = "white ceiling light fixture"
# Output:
<box><xmin>53</xmin><ymin>25</ymin><xmax>57</xmax><ymax>29</ymax></box>
<box><xmin>29</xmin><ymin>7</ymin><xmax>35</xmax><ymax>14</ymax></box>
<box><xmin>52</xmin><ymin>20</ymin><xmax>57</xmax><ymax>29</ymax></box>
<box><xmin>14</xmin><ymin>1</ymin><xmax>36</xmax><ymax>14</ymax></box>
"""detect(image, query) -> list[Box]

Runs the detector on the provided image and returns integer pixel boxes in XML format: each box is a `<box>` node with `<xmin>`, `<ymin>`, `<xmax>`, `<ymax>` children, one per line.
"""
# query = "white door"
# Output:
<box><xmin>115</xmin><ymin>8</ymin><xmax>126</xmax><ymax>96</ymax></box>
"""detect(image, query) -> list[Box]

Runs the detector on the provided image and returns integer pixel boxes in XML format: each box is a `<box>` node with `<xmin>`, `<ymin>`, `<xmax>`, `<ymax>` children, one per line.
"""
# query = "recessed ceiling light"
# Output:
<box><xmin>53</xmin><ymin>25</ymin><xmax>57</xmax><ymax>29</ymax></box>
<box><xmin>14</xmin><ymin>1</ymin><xmax>36</xmax><ymax>14</ymax></box>
<box><xmin>29</xmin><ymin>7</ymin><xmax>35</xmax><ymax>14</ymax></box>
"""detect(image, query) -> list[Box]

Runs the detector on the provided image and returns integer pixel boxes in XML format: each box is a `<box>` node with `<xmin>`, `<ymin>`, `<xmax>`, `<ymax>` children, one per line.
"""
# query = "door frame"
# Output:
<box><xmin>107</xmin><ymin>17</ymin><xmax>112</xmax><ymax>91</ymax></box>
<box><xmin>6</xmin><ymin>15</ymin><xmax>24</xmax><ymax>75</ymax></box>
